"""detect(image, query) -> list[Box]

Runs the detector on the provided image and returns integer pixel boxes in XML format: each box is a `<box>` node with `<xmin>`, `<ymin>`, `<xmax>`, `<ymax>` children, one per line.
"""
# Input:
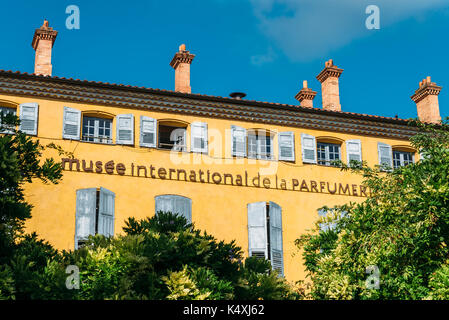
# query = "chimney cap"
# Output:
<box><xmin>229</xmin><ymin>92</ymin><xmax>246</xmax><ymax>99</ymax></box>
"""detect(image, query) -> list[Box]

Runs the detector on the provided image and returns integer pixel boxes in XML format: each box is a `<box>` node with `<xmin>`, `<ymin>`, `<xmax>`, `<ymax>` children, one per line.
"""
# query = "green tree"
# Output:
<box><xmin>296</xmin><ymin>119</ymin><xmax>449</xmax><ymax>299</ymax></box>
<box><xmin>0</xmin><ymin>112</ymin><xmax>67</xmax><ymax>299</ymax></box>
<box><xmin>68</xmin><ymin>211</ymin><xmax>300</xmax><ymax>300</ymax></box>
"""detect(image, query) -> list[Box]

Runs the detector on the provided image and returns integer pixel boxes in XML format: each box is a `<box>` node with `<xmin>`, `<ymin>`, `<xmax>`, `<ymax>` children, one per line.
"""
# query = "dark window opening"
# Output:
<box><xmin>158</xmin><ymin>124</ymin><xmax>187</xmax><ymax>151</ymax></box>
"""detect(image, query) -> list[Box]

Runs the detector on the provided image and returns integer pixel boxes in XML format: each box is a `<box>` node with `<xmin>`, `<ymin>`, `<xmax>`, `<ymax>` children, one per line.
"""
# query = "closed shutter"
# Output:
<box><xmin>155</xmin><ymin>195</ymin><xmax>192</xmax><ymax>223</ymax></box>
<box><xmin>140</xmin><ymin>116</ymin><xmax>156</xmax><ymax>148</ymax></box>
<box><xmin>19</xmin><ymin>103</ymin><xmax>38</xmax><ymax>135</ymax></box>
<box><xmin>63</xmin><ymin>106</ymin><xmax>81</xmax><ymax>140</ymax></box>
<box><xmin>346</xmin><ymin>139</ymin><xmax>362</xmax><ymax>164</ymax></box>
<box><xmin>278</xmin><ymin>132</ymin><xmax>295</xmax><ymax>161</ymax></box>
<box><xmin>191</xmin><ymin>122</ymin><xmax>208</xmax><ymax>153</ymax></box>
<box><xmin>247</xmin><ymin>202</ymin><xmax>268</xmax><ymax>260</ymax></box>
<box><xmin>74</xmin><ymin>188</ymin><xmax>97</xmax><ymax>249</ymax></box>
<box><xmin>301</xmin><ymin>133</ymin><xmax>317</xmax><ymax>164</ymax></box>
<box><xmin>378</xmin><ymin>142</ymin><xmax>393</xmax><ymax>169</ymax></box>
<box><xmin>269</xmin><ymin>202</ymin><xmax>284</xmax><ymax>276</ymax></box>
<box><xmin>231</xmin><ymin>125</ymin><xmax>247</xmax><ymax>157</ymax></box>
<box><xmin>97</xmin><ymin>187</ymin><xmax>115</xmax><ymax>238</ymax></box>
<box><xmin>116</xmin><ymin>114</ymin><xmax>134</xmax><ymax>145</ymax></box>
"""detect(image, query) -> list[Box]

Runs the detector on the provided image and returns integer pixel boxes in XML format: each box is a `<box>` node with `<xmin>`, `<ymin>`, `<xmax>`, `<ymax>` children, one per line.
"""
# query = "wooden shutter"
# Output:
<box><xmin>191</xmin><ymin>122</ymin><xmax>208</xmax><ymax>153</ymax></box>
<box><xmin>231</xmin><ymin>125</ymin><xmax>247</xmax><ymax>157</ymax></box>
<box><xmin>74</xmin><ymin>188</ymin><xmax>97</xmax><ymax>249</ymax></box>
<box><xmin>63</xmin><ymin>106</ymin><xmax>81</xmax><ymax>140</ymax></box>
<box><xmin>155</xmin><ymin>195</ymin><xmax>192</xmax><ymax>223</ymax></box>
<box><xmin>278</xmin><ymin>132</ymin><xmax>295</xmax><ymax>161</ymax></box>
<box><xmin>116</xmin><ymin>114</ymin><xmax>134</xmax><ymax>145</ymax></box>
<box><xmin>19</xmin><ymin>103</ymin><xmax>38</xmax><ymax>135</ymax></box>
<box><xmin>247</xmin><ymin>202</ymin><xmax>268</xmax><ymax>260</ymax></box>
<box><xmin>269</xmin><ymin>202</ymin><xmax>284</xmax><ymax>276</ymax></box>
<box><xmin>301</xmin><ymin>133</ymin><xmax>317</xmax><ymax>164</ymax></box>
<box><xmin>346</xmin><ymin>139</ymin><xmax>362</xmax><ymax>163</ymax></box>
<box><xmin>97</xmin><ymin>187</ymin><xmax>115</xmax><ymax>238</ymax></box>
<box><xmin>140</xmin><ymin>116</ymin><xmax>156</xmax><ymax>148</ymax></box>
<box><xmin>378</xmin><ymin>142</ymin><xmax>393</xmax><ymax>168</ymax></box>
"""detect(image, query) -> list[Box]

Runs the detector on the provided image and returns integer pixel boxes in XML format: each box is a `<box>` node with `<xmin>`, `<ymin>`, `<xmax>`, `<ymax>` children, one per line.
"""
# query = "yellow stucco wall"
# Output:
<box><xmin>1</xmin><ymin>94</ymin><xmax>416</xmax><ymax>284</ymax></box>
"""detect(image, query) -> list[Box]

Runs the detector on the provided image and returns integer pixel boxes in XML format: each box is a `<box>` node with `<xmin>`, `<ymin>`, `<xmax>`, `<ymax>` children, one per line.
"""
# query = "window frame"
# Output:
<box><xmin>316</xmin><ymin>142</ymin><xmax>341</xmax><ymax>166</ymax></box>
<box><xmin>393</xmin><ymin>150</ymin><xmax>415</xmax><ymax>169</ymax></box>
<box><xmin>157</xmin><ymin>121</ymin><xmax>188</xmax><ymax>152</ymax></box>
<box><xmin>81</xmin><ymin>115</ymin><xmax>113</xmax><ymax>144</ymax></box>
<box><xmin>0</xmin><ymin>105</ymin><xmax>18</xmax><ymax>134</ymax></box>
<box><xmin>247</xmin><ymin>129</ymin><xmax>274</xmax><ymax>160</ymax></box>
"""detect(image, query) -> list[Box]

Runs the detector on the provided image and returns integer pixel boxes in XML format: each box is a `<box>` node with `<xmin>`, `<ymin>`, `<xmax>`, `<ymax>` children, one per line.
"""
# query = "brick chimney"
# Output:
<box><xmin>295</xmin><ymin>80</ymin><xmax>317</xmax><ymax>108</ymax></box>
<box><xmin>31</xmin><ymin>20</ymin><xmax>58</xmax><ymax>76</ymax></box>
<box><xmin>411</xmin><ymin>76</ymin><xmax>442</xmax><ymax>124</ymax></box>
<box><xmin>170</xmin><ymin>44</ymin><xmax>195</xmax><ymax>93</ymax></box>
<box><xmin>316</xmin><ymin>59</ymin><xmax>343</xmax><ymax>111</ymax></box>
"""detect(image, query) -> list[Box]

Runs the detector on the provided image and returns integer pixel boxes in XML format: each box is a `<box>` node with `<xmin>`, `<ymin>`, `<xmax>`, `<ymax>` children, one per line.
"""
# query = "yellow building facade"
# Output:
<box><xmin>0</xmin><ymin>21</ymin><xmax>442</xmax><ymax>284</ymax></box>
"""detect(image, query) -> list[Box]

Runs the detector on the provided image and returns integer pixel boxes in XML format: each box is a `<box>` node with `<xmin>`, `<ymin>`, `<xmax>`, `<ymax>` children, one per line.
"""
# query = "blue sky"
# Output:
<box><xmin>1</xmin><ymin>0</ymin><xmax>448</xmax><ymax>119</ymax></box>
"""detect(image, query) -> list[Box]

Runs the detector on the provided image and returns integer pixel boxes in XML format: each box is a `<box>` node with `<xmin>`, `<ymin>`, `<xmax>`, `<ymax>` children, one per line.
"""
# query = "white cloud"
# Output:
<box><xmin>249</xmin><ymin>0</ymin><xmax>448</xmax><ymax>62</ymax></box>
<box><xmin>250</xmin><ymin>47</ymin><xmax>277</xmax><ymax>66</ymax></box>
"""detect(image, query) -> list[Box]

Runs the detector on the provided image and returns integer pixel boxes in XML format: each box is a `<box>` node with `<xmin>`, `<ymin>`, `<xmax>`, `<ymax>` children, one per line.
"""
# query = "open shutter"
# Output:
<box><xmin>174</xmin><ymin>196</ymin><xmax>192</xmax><ymax>223</ymax></box>
<box><xmin>155</xmin><ymin>195</ymin><xmax>192</xmax><ymax>223</ymax></box>
<box><xmin>269</xmin><ymin>202</ymin><xmax>284</xmax><ymax>276</ymax></box>
<box><xmin>346</xmin><ymin>139</ymin><xmax>362</xmax><ymax>164</ymax></box>
<box><xmin>278</xmin><ymin>132</ymin><xmax>295</xmax><ymax>161</ymax></box>
<box><xmin>116</xmin><ymin>114</ymin><xmax>134</xmax><ymax>145</ymax></box>
<box><xmin>378</xmin><ymin>142</ymin><xmax>393</xmax><ymax>169</ymax></box>
<box><xmin>140</xmin><ymin>116</ymin><xmax>157</xmax><ymax>148</ymax></box>
<box><xmin>63</xmin><ymin>106</ymin><xmax>81</xmax><ymax>140</ymax></box>
<box><xmin>19</xmin><ymin>103</ymin><xmax>38</xmax><ymax>135</ymax></box>
<box><xmin>74</xmin><ymin>188</ymin><xmax>97</xmax><ymax>249</ymax></box>
<box><xmin>97</xmin><ymin>187</ymin><xmax>115</xmax><ymax>238</ymax></box>
<box><xmin>191</xmin><ymin>122</ymin><xmax>208</xmax><ymax>153</ymax></box>
<box><xmin>247</xmin><ymin>202</ymin><xmax>268</xmax><ymax>260</ymax></box>
<box><xmin>231</xmin><ymin>125</ymin><xmax>247</xmax><ymax>157</ymax></box>
<box><xmin>301</xmin><ymin>133</ymin><xmax>317</xmax><ymax>164</ymax></box>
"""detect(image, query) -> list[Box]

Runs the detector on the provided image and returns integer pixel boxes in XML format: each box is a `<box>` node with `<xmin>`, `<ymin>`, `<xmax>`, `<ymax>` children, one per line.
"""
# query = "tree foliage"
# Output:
<box><xmin>296</xmin><ymin>119</ymin><xmax>449</xmax><ymax>299</ymax></box>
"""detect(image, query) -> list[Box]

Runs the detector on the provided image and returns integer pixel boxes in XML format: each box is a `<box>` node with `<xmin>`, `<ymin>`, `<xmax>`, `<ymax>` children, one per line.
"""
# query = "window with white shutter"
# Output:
<box><xmin>19</xmin><ymin>103</ymin><xmax>38</xmax><ymax>135</ymax></box>
<box><xmin>378</xmin><ymin>142</ymin><xmax>393</xmax><ymax>169</ymax></box>
<box><xmin>140</xmin><ymin>116</ymin><xmax>157</xmax><ymax>148</ymax></box>
<box><xmin>231</xmin><ymin>125</ymin><xmax>247</xmax><ymax>157</ymax></box>
<box><xmin>63</xmin><ymin>106</ymin><xmax>81</xmax><ymax>140</ymax></box>
<box><xmin>155</xmin><ymin>195</ymin><xmax>192</xmax><ymax>223</ymax></box>
<box><xmin>191</xmin><ymin>122</ymin><xmax>208</xmax><ymax>153</ymax></box>
<box><xmin>247</xmin><ymin>202</ymin><xmax>268</xmax><ymax>260</ymax></box>
<box><xmin>268</xmin><ymin>202</ymin><xmax>284</xmax><ymax>276</ymax></box>
<box><xmin>75</xmin><ymin>188</ymin><xmax>97</xmax><ymax>249</ymax></box>
<box><xmin>301</xmin><ymin>133</ymin><xmax>317</xmax><ymax>164</ymax></box>
<box><xmin>74</xmin><ymin>187</ymin><xmax>115</xmax><ymax>249</ymax></box>
<box><xmin>116</xmin><ymin>114</ymin><xmax>134</xmax><ymax>145</ymax></box>
<box><xmin>346</xmin><ymin>139</ymin><xmax>362</xmax><ymax>164</ymax></box>
<box><xmin>248</xmin><ymin>201</ymin><xmax>284</xmax><ymax>276</ymax></box>
<box><xmin>97</xmin><ymin>187</ymin><xmax>115</xmax><ymax>238</ymax></box>
<box><xmin>278</xmin><ymin>132</ymin><xmax>295</xmax><ymax>161</ymax></box>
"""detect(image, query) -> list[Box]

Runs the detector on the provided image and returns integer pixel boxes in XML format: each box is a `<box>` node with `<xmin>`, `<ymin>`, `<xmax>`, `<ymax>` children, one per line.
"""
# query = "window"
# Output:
<box><xmin>140</xmin><ymin>116</ymin><xmax>157</xmax><ymax>148</ymax></box>
<box><xmin>82</xmin><ymin>116</ymin><xmax>112</xmax><ymax>144</ymax></box>
<box><xmin>191</xmin><ymin>122</ymin><xmax>208</xmax><ymax>153</ymax></box>
<box><xmin>278</xmin><ymin>132</ymin><xmax>295</xmax><ymax>162</ymax></box>
<box><xmin>75</xmin><ymin>187</ymin><xmax>115</xmax><ymax>249</ymax></box>
<box><xmin>248</xmin><ymin>130</ymin><xmax>273</xmax><ymax>160</ymax></box>
<box><xmin>155</xmin><ymin>195</ymin><xmax>192</xmax><ymax>223</ymax></box>
<box><xmin>247</xmin><ymin>201</ymin><xmax>284</xmax><ymax>276</ymax></box>
<box><xmin>0</xmin><ymin>106</ymin><xmax>17</xmax><ymax>133</ymax></box>
<box><xmin>317</xmin><ymin>142</ymin><xmax>341</xmax><ymax>166</ymax></box>
<box><xmin>393</xmin><ymin>150</ymin><xmax>414</xmax><ymax>169</ymax></box>
<box><xmin>158</xmin><ymin>122</ymin><xmax>187</xmax><ymax>151</ymax></box>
